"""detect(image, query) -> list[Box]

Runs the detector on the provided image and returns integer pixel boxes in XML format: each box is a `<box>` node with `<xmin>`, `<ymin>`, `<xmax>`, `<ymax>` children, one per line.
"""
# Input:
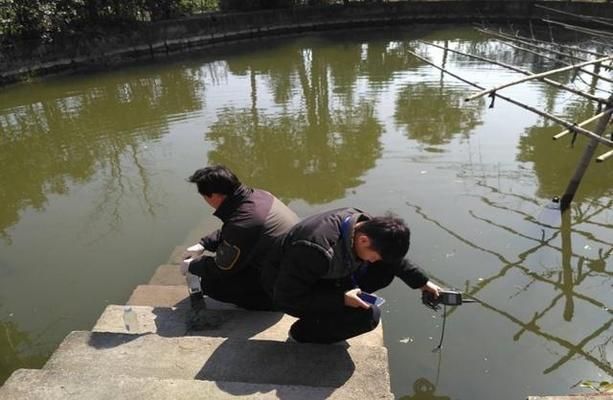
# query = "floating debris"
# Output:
<box><xmin>399</xmin><ymin>337</ymin><xmax>414</xmax><ymax>344</ymax></box>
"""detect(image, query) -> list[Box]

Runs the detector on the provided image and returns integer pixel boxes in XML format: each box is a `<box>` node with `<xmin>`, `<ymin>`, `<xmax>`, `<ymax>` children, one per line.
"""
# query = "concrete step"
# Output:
<box><xmin>127</xmin><ymin>284</ymin><xmax>239</xmax><ymax>310</ymax></box>
<box><xmin>1</xmin><ymin>368</ymin><xmax>393</xmax><ymax>400</ymax></box>
<box><xmin>43</xmin><ymin>331</ymin><xmax>391</xmax><ymax>396</ymax></box>
<box><xmin>92</xmin><ymin>305</ymin><xmax>383</xmax><ymax>347</ymax></box>
<box><xmin>148</xmin><ymin>264</ymin><xmax>186</xmax><ymax>286</ymax></box>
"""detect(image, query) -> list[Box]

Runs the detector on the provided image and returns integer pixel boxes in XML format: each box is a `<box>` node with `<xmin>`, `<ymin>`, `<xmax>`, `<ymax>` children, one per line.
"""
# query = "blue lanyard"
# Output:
<box><xmin>340</xmin><ymin>215</ymin><xmax>352</xmax><ymax>238</ymax></box>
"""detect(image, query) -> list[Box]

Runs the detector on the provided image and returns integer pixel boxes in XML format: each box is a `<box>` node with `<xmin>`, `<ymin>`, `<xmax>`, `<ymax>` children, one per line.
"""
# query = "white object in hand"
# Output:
<box><xmin>180</xmin><ymin>257</ymin><xmax>193</xmax><ymax>276</ymax></box>
<box><xmin>187</xmin><ymin>243</ymin><xmax>205</xmax><ymax>255</ymax></box>
<box><xmin>123</xmin><ymin>306</ymin><xmax>139</xmax><ymax>332</ymax></box>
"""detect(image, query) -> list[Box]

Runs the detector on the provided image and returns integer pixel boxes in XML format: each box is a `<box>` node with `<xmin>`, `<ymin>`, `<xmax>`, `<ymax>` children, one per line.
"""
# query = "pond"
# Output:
<box><xmin>0</xmin><ymin>25</ymin><xmax>611</xmax><ymax>399</ymax></box>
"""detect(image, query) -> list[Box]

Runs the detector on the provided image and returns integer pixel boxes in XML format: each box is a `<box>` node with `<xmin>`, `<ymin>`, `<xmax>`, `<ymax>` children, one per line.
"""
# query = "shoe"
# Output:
<box><xmin>189</xmin><ymin>290</ymin><xmax>206</xmax><ymax>310</ymax></box>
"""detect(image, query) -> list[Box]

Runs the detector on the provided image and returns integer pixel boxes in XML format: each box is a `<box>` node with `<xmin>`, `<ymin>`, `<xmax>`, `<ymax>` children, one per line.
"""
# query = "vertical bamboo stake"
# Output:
<box><xmin>560</xmin><ymin>95</ymin><xmax>613</xmax><ymax>211</ymax></box>
<box><xmin>560</xmin><ymin>208</ymin><xmax>574</xmax><ymax>321</ymax></box>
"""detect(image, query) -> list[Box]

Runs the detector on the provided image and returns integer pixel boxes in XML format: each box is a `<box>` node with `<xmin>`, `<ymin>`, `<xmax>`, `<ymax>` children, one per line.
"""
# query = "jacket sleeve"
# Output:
<box><xmin>199</xmin><ymin>229</ymin><xmax>221</xmax><ymax>252</ymax></box>
<box><xmin>393</xmin><ymin>257</ymin><xmax>429</xmax><ymax>289</ymax></box>
<box><xmin>273</xmin><ymin>245</ymin><xmax>346</xmax><ymax>317</ymax></box>
<box><xmin>198</xmin><ymin>224</ymin><xmax>260</xmax><ymax>279</ymax></box>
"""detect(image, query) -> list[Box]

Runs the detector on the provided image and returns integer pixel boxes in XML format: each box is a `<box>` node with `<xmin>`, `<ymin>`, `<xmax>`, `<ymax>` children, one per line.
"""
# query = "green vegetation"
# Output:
<box><xmin>0</xmin><ymin>0</ymin><xmax>218</xmax><ymax>45</ymax></box>
<box><xmin>0</xmin><ymin>0</ymin><xmax>354</xmax><ymax>44</ymax></box>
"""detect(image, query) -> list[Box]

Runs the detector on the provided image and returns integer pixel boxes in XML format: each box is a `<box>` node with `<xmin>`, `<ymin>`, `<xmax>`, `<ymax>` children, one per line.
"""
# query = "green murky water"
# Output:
<box><xmin>1</xmin><ymin>26</ymin><xmax>611</xmax><ymax>399</ymax></box>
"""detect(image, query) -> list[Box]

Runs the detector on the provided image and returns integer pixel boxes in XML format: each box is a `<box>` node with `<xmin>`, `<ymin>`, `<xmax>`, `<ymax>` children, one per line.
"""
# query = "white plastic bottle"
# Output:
<box><xmin>123</xmin><ymin>306</ymin><xmax>139</xmax><ymax>332</ymax></box>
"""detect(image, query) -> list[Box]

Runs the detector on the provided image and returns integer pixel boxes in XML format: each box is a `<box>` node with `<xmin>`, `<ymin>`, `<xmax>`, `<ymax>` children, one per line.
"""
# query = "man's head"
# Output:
<box><xmin>187</xmin><ymin>165</ymin><xmax>241</xmax><ymax>209</ymax></box>
<box><xmin>353</xmin><ymin>215</ymin><xmax>410</xmax><ymax>263</ymax></box>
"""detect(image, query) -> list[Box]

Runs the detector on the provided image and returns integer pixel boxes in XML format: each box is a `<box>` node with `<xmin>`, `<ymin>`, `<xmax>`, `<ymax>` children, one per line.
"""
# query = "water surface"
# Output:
<box><xmin>0</xmin><ymin>25</ymin><xmax>611</xmax><ymax>399</ymax></box>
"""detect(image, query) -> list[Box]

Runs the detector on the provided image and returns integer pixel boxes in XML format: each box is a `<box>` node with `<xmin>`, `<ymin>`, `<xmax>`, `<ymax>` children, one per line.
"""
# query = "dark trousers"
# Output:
<box><xmin>289</xmin><ymin>305</ymin><xmax>381</xmax><ymax>344</ymax></box>
<box><xmin>189</xmin><ymin>257</ymin><xmax>274</xmax><ymax>311</ymax></box>
<box><xmin>289</xmin><ymin>265</ymin><xmax>395</xmax><ymax>344</ymax></box>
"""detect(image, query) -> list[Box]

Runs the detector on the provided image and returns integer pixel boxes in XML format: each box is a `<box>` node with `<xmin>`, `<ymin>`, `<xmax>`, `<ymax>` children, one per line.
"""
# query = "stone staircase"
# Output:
<box><xmin>0</xmin><ymin>245</ymin><xmax>393</xmax><ymax>399</ymax></box>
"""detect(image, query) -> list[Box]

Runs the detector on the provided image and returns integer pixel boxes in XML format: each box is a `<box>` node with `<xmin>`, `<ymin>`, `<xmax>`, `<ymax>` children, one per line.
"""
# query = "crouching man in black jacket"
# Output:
<box><xmin>184</xmin><ymin>165</ymin><xmax>299</xmax><ymax>311</ymax></box>
<box><xmin>262</xmin><ymin>208</ymin><xmax>441</xmax><ymax>343</ymax></box>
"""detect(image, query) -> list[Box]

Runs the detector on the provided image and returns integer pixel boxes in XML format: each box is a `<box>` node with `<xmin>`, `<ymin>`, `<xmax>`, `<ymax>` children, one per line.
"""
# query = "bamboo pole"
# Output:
<box><xmin>560</xmin><ymin>100</ymin><xmax>613</xmax><ymax>210</ymax></box>
<box><xmin>553</xmin><ymin>109</ymin><xmax>613</xmax><ymax>140</ymax></box>
<box><xmin>420</xmin><ymin>40</ymin><xmax>608</xmax><ymax>104</ymax></box>
<box><xmin>478</xmin><ymin>27</ymin><xmax>613</xmax><ymax>81</ymax></box>
<box><xmin>492</xmin><ymin>40</ymin><xmax>613</xmax><ymax>85</ymax></box>
<box><xmin>543</xmin><ymin>19</ymin><xmax>613</xmax><ymax>39</ymax></box>
<box><xmin>596</xmin><ymin>149</ymin><xmax>613</xmax><ymax>162</ymax></box>
<box><xmin>465</xmin><ymin>56</ymin><xmax>613</xmax><ymax>102</ymax></box>
<box><xmin>591</xmin><ymin>40</ymin><xmax>612</xmax><ymax>49</ymax></box>
<box><xmin>477</xmin><ymin>27</ymin><xmax>607</xmax><ymax>58</ymax></box>
<box><xmin>407</xmin><ymin>51</ymin><xmax>613</xmax><ymax>147</ymax></box>
<box><xmin>535</xmin><ymin>4</ymin><xmax>613</xmax><ymax>29</ymax></box>
<box><xmin>476</xmin><ymin>28</ymin><xmax>588</xmax><ymax>62</ymax></box>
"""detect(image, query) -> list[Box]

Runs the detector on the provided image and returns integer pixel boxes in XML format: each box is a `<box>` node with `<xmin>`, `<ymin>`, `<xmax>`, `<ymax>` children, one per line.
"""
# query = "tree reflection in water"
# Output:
<box><xmin>0</xmin><ymin>317</ymin><xmax>47</xmax><ymax>384</ymax></box>
<box><xmin>207</xmin><ymin>102</ymin><xmax>381</xmax><ymax>204</ymax></box>
<box><xmin>406</xmin><ymin>178</ymin><xmax>612</xmax><ymax>376</ymax></box>
<box><xmin>0</xmin><ymin>68</ymin><xmax>204</xmax><ymax>241</ymax></box>
<box><xmin>395</xmin><ymin>83</ymin><xmax>484</xmax><ymax>148</ymax></box>
<box><xmin>205</xmin><ymin>38</ymin><xmax>415</xmax><ymax>204</ymax></box>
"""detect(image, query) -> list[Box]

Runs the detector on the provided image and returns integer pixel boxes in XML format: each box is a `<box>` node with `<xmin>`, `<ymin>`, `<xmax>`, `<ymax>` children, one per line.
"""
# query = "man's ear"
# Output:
<box><xmin>356</xmin><ymin>233</ymin><xmax>372</xmax><ymax>248</ymax></box>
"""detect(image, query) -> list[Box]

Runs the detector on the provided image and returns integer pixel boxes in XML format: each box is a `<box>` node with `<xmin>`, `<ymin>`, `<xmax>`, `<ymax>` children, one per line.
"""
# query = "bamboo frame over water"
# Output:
<box><xmin>543</xmin><ymin>19</ymin><xmax>613</xmax><ymax>39</ymax></box>
<box><xmin>414</xmin><ymin>22</ymin><xmax>613</xmax><ymax>208</ymax></box>
<box><xmin>477</xmin><ymin>27</ymin><xmax>607</xmax><ymax>58</ymax></box>
<box><xmin>420</xmin><ymin>40</ymin><xmax>608</xmax><ymax>104</ymax></box>
<box><xmin>488</xmin><ymin>39</ymin><xmax>613</xmax><ymax>85</ymax></box>
<box><xmin>560</xmin><ymin>101</ymin><xmax>613</xmax><ymax>210</ymax></box>
<box><xmin>475</xmin><ymin>28</ymin><xmax>607</xmax><ymax>61</ymax></box>
<box><xmin>464</xmin><ymin>56</ymin><xmax>613</xmax><ymax>102</ymax></box>
<box><xmin>408</xmin><ymin>50</ymin><xmax>613</xmax><ymax>147</ymax></box>
<box><xmin>476</xmin><ymin>27</ymin><xmax>588</xmax><ymax>62</ymax></box>
<box><xmin>535</xmin><ymin>4</ymin><xmax>613</xmax><ymax>29</ymax></box>
<box><xmin>553</xmin><ymin>109</ymin><xmax>613</xmax><ymax>140</ymax></box>
<box><xmin>476</xmin><ymin>28</ymin><xmax>613</xmax><ymax>85</ymax></box>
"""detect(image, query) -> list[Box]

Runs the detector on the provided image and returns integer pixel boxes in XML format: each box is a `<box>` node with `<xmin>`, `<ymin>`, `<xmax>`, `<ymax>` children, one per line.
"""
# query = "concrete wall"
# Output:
<box><xmin>1</xmin><ymin>1</ymin><xmax>611</xmax><ymax>85</ymax></box>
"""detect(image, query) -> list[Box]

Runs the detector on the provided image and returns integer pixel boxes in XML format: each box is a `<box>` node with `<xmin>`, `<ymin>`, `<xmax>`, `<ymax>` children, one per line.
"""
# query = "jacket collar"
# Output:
<box><xmin>213</xmin><ymin>184</ymin><xmax>252</xmax><ymax>222</ymax></box>
<box><xmin>340</xmin><ymin>212</ymin><xmax>370</xmax><ymax>267</ymax></box>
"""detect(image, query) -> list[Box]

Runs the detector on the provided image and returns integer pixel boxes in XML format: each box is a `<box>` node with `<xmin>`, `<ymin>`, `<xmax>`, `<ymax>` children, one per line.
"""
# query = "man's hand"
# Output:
<box><xmin>421</xmin><ymin>280</ymin><xmax>442</xmax><ymax>297</ymax></box>
<box><xmin>187</xmin><ymin>243</ymin><xmax>205</xmax><ymax>254</ymax></box>
<box><xmin>344</xmin><ymin>288</ymin><xmax>370</xmax><ymax>309</ymax></box>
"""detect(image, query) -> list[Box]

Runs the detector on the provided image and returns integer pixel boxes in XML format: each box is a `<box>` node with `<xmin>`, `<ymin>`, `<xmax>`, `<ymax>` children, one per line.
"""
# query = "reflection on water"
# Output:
<box><xmin>207</xmin><ymin>101</ymin><xmax>381</xmax><ymax>204</ymax></box>
<box><xmin>399</xmin><ymin>378</ymin><xmax>450</xmax><ymax>400</ymax></box>
<box><xmin>395</xmin><ymin>83</ymin><xmax>484</xmax><ymax>147</ymax></box>
<box><xmin>0</xmin><ymin>26</ymin><xmax>611</xmax><ymax>398</ymax></box>
<box><xmin>0</xmin><ymin>319</ymin><xmax>47</xmax><ymax>382</ymax></box>
<box><xmin>0</xmin><ymin>68</ymin><xmax>204</xmax><ymax>241</ymax></box>
<box><xmin>405</xmin><ymin>176</ymin><xmax>612</xmax><ymax>376</ymax></box>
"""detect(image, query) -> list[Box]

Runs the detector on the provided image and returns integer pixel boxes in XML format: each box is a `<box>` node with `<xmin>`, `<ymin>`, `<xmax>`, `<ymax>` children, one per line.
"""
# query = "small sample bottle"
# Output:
<box><xmin>123</xmin><ymin>306</ymin><xmax>139</xmax><ymax>332</ymax></box>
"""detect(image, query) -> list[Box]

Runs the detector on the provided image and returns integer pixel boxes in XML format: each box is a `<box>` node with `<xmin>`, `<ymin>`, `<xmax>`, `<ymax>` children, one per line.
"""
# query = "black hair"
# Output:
<box><xmin>187</xmin><ymin>165</ymin><xmax>241</xmax><ymax>196</ymax></box>
<box><xmin>355</xmin><ymin>214</ymin><xmax>411</xmax><ymax>262</ymax></box>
